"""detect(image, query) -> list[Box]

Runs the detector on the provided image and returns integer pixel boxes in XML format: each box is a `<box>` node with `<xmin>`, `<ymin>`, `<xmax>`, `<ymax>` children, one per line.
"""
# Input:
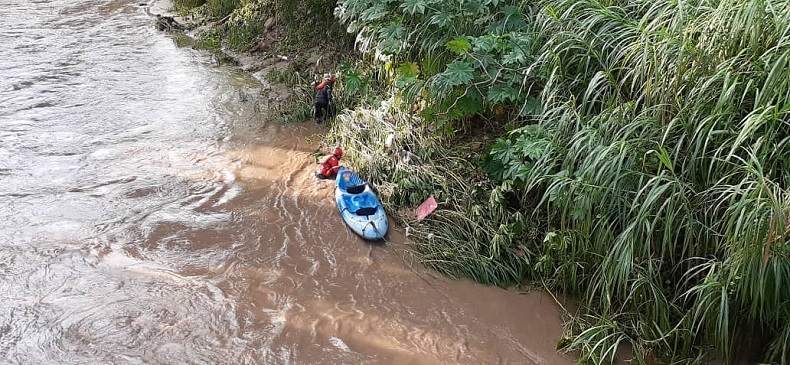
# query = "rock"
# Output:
<box><xmin>155</xmin><ymin>14</ymin><xmax>181</xmax><ymax>32</ymax></box>
<box><xmin>264</xmin><ymin>17</ymin><xmax>276</xmax><ymax>31</ymax></box>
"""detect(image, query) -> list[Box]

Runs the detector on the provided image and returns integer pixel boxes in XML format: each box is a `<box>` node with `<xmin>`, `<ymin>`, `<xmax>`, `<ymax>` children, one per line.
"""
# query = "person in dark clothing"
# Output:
<box><xmin>314</xmin><ymin>75</ymin><xmax>335</xmax><ymax>123</ymax></box>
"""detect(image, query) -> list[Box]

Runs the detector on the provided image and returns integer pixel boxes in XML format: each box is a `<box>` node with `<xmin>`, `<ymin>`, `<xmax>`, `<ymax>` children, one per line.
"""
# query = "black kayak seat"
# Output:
<box><xmin>345</xmin><ymin>184</ymin><xmax>365</xmax><ymax>194</ymax></box>
<box><xmin>355</xmin><ymin>207</ymin><xmax>377</xmax><ymax>216</ymax></box>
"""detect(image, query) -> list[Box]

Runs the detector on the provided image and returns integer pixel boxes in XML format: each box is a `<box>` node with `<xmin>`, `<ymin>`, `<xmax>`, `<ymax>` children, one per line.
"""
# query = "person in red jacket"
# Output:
<box><xmin>315</xmin><ymin>147</ymin><xmax>343</xmax><ymax>179</ymax></box>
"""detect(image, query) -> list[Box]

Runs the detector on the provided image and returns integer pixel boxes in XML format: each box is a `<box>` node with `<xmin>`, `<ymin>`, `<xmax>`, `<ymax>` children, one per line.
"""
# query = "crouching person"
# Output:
<box><xmin>315</xmin><ymin>147</ymin><xmax>343</xmax><ymax>179</ymax></box>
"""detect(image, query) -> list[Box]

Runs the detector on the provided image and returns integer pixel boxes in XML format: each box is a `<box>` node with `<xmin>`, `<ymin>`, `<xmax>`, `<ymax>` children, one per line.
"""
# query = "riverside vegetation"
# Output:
<box><xmin>170</xmin><ymin>0</ymin><xmax>790</xmax><ymax>363</ymax></box>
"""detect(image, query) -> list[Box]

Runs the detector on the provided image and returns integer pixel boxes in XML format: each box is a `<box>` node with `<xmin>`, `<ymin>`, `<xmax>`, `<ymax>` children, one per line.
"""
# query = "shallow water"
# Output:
<box><xmin>0</xmin><ymin>1</ymin><xmax>573</xmax><ymax>363</ymax></box>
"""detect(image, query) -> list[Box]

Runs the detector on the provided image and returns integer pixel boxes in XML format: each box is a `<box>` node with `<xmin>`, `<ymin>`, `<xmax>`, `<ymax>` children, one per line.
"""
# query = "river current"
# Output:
<box><xmin>0</xmin><ymin>1</ymin><xmax>572</xmax><ymax>364</ymax></box>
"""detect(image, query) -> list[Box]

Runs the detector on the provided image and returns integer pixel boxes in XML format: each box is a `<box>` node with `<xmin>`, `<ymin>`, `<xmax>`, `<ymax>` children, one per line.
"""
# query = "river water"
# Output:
<box><xmin>0</xmin><ymin>1</ymin><xmax>573</xmax><ymax>364</ymax></box>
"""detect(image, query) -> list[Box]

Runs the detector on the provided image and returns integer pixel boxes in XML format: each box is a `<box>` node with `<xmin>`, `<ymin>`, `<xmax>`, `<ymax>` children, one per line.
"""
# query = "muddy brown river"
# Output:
<box><xmin>0</xmin><ymin>1</ymin><xmax>574</xmax><ymax>364</ymax></box>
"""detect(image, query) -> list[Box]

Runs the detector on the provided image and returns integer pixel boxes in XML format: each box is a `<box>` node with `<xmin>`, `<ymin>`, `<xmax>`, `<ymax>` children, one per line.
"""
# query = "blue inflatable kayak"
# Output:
<box><xmin>334</xmin><ymin>167</ymin><xmax>389</xmax><ymax>240</ymax></box>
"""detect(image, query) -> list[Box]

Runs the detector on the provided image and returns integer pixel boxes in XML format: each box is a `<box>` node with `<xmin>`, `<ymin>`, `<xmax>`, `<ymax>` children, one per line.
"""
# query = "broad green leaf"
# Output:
<box><xmin>400</xmin><ymin>0</ymin><xmax>427</xmax><ymax>15</ymax></box>
<box><xmin>515</xmin><ymin>164</ymin><xmax>532</xmax><ymax>181</ymax></box>
<box><xmin>361</xmin><ymin>4</ymin><xmax>388</xmax><ymax>22</ymax></box>
<box><xmin>445</xmin><ymin>37</ymin><xmax>472</xmax><ymax>54</ymax></box>
<box><xmin>378</xmin><ymin>38</ymin><xmax>403</xmax><ymax>53</ymax></box>
<box><xmin>452</xmin><ymin>89</ymin><xmax>484</xmax><ymax>117</ymax></box>
<box><xmin>463</xmin><ymin>0</ymin><xmax>485</xmax><ymax>16</ymax></box>
<box><xmin>472</xmin><ymin>35</ymin><xmax>498</xmax><ymax>53</ymax></box>
<box><xmin>396</xmin><ymin>77</ymin><xmax>423</xmax><ymax>99</ymax></box>
<box><xmin>441</xmin><ymin>61</ymin><xmax>475</xmax><ymax>86</ymax></box>
<box><xmin>502</xmin><ymin>13</ymin><xmax>527</xmax><ymax>31</ymax></box>
<box><xmin>502</xmin><ymin>48</ymin><xmax>527</xmax><ymax>65</ymax></box>
<box><xmin>379</xmin><ymin>22</ymin><xmax>406</xmax><ymax>39</ymax></box>
<box><xmin>428</xmin><ymin>74</ymin><xmax>454</xmax><ymax>98</ymax></box>
<box><xmin>519</xmin><ymin>97</ymin><xmax>542</xmax><ymax>116</ymax></box>
<box><xmin>460</xmin><ymin>100</ymin><xmax>484</xmax><ymax>116</ymax></box>
<box><xmin>514</xmin><ymin>134</ymin><xmax>549</xmax><ymax>160</ymax></box>
<box><xmin>487</xmin><ymin>84</ymin><xmax>520</xmax><ymax>103</ymax></box>
<box><xmin>339</xmin><ymin>62</ymin><xmax>361</xmax><ymax>94</ymax></box>
<box><xmin>476</xmin><ymin>55</ymin><xmax>501</xmax><ymax>77</ymax></box>
<box><xmin>503</xmin><ymin>70</ymin><xmax>525</xmax><ymax>86</ymax></box>
<box><xmin>429</xmin><ymin>10</ymin><xmax>452</xmax><ymax>27</ymax></box>
<box><xmin>339</xmin><ymin>64</ymin><xmax>368</xmax><ymax>96</ymax></box>
<box><xmin>397</xmin><ymin>62</ymin><xmax>420</xmax><ymax>78</ymax></box>
<box><xmin>395</xmin><ymin>75</ymin><xmax>417</xmax><ymax>87</ymax></box>
<box><xmin>377</xmin><ymin>23</ymin><xmax>406</xmax><ymax>52</ymax></box>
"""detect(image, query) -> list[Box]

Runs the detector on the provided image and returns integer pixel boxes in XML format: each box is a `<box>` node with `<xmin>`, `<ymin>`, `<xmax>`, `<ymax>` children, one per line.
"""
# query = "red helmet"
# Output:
<box><xmin>333</xmin><ymin>147</ymin><xmax>343</xmax><ymax>157</ymax></box>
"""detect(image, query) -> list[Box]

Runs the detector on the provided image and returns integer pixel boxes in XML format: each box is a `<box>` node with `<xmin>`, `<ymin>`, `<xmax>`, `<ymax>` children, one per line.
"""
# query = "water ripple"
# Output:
<box><xmin>0</xmin><ymin>1</ymin><xmax>573</xmax><ymax>364</ymax></box>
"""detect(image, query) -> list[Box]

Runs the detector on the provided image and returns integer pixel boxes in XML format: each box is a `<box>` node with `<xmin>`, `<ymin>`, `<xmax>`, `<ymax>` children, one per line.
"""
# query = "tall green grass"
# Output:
<box><xmin>491</xmin><ymin>0</ymin><xmax>790</xmax><ymax>362</ymax></box>
<box><xmin>330</xmin><ymin>0</ymin><xmax>790</xmax><ymax>363</ymax></box>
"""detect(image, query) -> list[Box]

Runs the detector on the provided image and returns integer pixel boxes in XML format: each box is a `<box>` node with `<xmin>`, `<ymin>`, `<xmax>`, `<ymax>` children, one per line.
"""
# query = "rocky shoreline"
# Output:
<box><xmin>147</xmin><ymin>0</ymin><xmax>333</xmax><ymax>70</ymax></box>
<box><xmin>143</xmin><ymin>0</ymin><xmax>344</xmax><ymax>117</ymax></box>
<box><xmin>143</xmin><ymin>0</ymin><xmax>183</xmax><ymax>26</ymax></box>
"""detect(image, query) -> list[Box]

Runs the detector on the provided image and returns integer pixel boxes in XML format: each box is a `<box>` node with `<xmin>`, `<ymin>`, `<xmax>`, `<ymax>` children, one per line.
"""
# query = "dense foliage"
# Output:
<box><xmin>334</xmin><ymin>0</ymin><xmax>542</xmax><ymax>127</ymax></box>
<box><xmin>172</xmin><ymin>0</ymin><xmax>348</xmax><ymax>52</ymax></box>
<box><xmin>507</xmin><ymin>0</ymin><xmax>789</xmax><ymax>363</ymax></box>
<box><xmin>170</xmin><ymin>0</ymin><xmax>790</xmax><ymax>362</ymax></box>
<box><xmin>333</xmin><ymin>0</ymin><xmax>790</xmax><ymax>363</ymax></box>
<box><xmin>327</xmin><ymin>99</ymin><xmax>541</xmax><ymax>286</ymax></box>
